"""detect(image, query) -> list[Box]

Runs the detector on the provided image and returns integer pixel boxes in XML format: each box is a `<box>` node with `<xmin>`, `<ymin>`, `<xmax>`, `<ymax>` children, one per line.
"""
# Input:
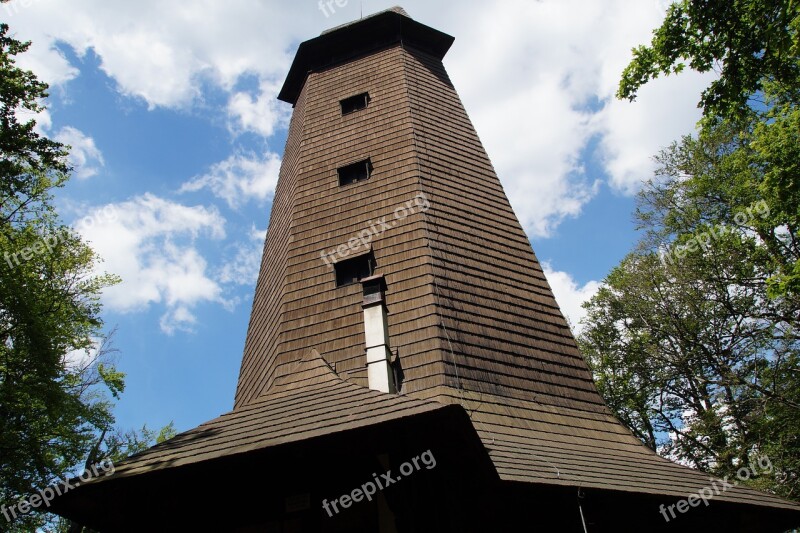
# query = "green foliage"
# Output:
<box><xmin>617</xmin><ymin>0</ymin><xmax>800</xmax><ymax>118</ymax></box>
<box><xmin>0</xmin><ymin>23</ymin><xmax>70</xmax><ymax>227</ymax></box>
<box><xmin>0</xmin><ymin>21</ymin><xmax>180</xmax><ymax>530</ymax></box>
<box><xmin>102</xmin><ymin>422</ymin><xmax>177</xmax><ymax>464</ymax></box>
<box><xmin>0</xmin><ymin>20</ymin><xmax>127</xmax><ymax>532</ymax></box>
<box><xmin>637</xmin><ymin>90</ymin><xmax>800</xmax><ymax>300</ymax></box>
<box><xmin>618</xmin><ymin>0</ymin><xmax>800</xmax><ymax>298</ymax></box>
<box><xmin>595</xmin><ymin>0</ymin><xmax>800</xmax><ymax>506</ymax></box>
<box><xmin>750</xmin><ymin>352</ymin><xmax>800</xmax><ymax>501</ymax></box>
<box><xmin>579</xmin><ymin>113</ymin><xmax>800</xmax><ymax>498</ymax></box>
<box><xmin>96</xmin><ymin>363</ymin><xmax>125</xmax><ymax>399</ymax></box>
<box><xmin>580</xmin><ymin>231</ymin><xmax>800</xmax><ymax>498</ymax></box>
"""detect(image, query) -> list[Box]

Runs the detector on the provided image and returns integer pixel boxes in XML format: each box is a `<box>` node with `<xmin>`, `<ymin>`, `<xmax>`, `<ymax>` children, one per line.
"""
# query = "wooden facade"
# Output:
<box><xmin>52</xmin><ymin>7</ymin><xmax>800</xmax><ymax>532</ymax></box>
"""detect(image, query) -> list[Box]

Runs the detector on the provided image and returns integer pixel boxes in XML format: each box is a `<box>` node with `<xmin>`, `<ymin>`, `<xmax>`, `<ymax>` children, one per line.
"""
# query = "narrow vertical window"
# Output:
<box><xmin>340</xmin><ymin>92</ymin><xmax>370</xmax><ymax>115</ymax></box>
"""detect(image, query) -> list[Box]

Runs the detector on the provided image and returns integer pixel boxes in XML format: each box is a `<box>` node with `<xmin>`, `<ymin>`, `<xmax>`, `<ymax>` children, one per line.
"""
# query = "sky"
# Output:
<box><xmin>3</xmin><ymin>0</ymin><xmax>711</xmax><ymax>436</ymax></box>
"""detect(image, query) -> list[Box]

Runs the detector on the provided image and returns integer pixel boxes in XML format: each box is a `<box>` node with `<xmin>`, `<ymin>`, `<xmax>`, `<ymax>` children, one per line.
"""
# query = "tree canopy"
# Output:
<box><xmin>581</xmin><ymin>0</ymin><xmax>800</xmax><ymax>503</ymax></box>
<box><xmin>618</xmin><ymin>0</ymin><xmax>800</xmax><ymax>118</ymax></box>
<box><xmin>579</xmin><ymin>135</ymin><xmax>800</xmax><ymax>496</ymax></box>
<box><xmin>0</xmin><ymin>22</ymin><xmax>171</xmax><ymax>531</ymax></box>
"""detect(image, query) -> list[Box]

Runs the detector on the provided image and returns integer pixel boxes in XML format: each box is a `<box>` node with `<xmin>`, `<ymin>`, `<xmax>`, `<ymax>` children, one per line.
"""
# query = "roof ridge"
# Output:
<box><xmin>320</xmin><ymin>5</ymin><xmax>410</xmax><ymax>36</ymax></box>
<box><xmin>269</xmin><ymin>348</ymin><xmax>342</xmax><ymax>393</ymax></box>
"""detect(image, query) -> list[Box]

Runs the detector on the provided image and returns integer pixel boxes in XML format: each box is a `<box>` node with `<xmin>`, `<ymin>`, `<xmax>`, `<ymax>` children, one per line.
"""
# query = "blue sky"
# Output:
<box><xmin>5</xmin><ymin>0</ymin><xmax>710</xmax><ymax>435</ymax></box>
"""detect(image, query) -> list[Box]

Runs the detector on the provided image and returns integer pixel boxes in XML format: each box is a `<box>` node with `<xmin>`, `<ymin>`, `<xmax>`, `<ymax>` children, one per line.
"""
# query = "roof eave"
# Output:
<box><xmin>277</xmin><ymin>10</ymin><xmax>454</xmax><ymax>104</ymax></box>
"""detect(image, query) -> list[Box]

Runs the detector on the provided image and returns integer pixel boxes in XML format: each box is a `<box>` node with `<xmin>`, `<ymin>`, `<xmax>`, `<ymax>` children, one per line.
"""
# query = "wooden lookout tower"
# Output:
<box><xmin>53</xmin><ymin>8</ymin><xmax>800</xmax><ymax>532</ymax></box>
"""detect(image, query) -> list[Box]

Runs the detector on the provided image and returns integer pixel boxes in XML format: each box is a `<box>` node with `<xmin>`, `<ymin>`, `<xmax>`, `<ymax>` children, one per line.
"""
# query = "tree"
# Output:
<box><xmin>617</xmin><ymin>0</ymin><xmax>800</xmax><ymax>119</ymax></box>
<box><xmin>635</xmin><ymin>92</ymin><xmax>800</xmax><ymax>300</ymax></box>
<box><xmin>52</xmin><ymin>422</ymin><xmax>177</xmax><ymax>533</ymax></box>
<box><xmin>579</xmin><ymin>213</ymin><xmax>800</xmax><ymax>499</ymax></box>
<box><xmin>0</xmin><ymin>20</ymin><xmax>70</xmax><ymax>226</ymax></box>
<box><xmin>618</xmin><ymin>0</ymin><xmax>800</xmax><ymax>298</ymax></box>
<box><xmin>579</xmin><ymin>117</ymin><xmax>800</xmax><ymax>499</ymax></box>
<box><xmin>585</xmin><ymin>0</ymin><xmax>800</xmax><ymax>504</ymax></box>
<box><xmin>0</xmin><ymin>21</ymin><xmax>141</xmax><ymax>531</ymax></box>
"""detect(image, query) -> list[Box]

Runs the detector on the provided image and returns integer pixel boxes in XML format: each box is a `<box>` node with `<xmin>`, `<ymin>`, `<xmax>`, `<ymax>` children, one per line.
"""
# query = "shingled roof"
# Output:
<box><xmin>95</xmin><ymin>351</ymin><xmax>452</xmax><ymax>480</ymax></box>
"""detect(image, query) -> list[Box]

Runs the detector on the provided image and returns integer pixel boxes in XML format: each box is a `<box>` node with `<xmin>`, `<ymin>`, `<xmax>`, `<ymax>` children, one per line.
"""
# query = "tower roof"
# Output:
<box><xmin>320</xmin><ymin>6</ymin><xmax>410</xmax><ymax>35</ymax></box>
<box><xmin>278</xmin><ymin>7</ymin><xmax>453</xmax><ymax>104</ymax></box>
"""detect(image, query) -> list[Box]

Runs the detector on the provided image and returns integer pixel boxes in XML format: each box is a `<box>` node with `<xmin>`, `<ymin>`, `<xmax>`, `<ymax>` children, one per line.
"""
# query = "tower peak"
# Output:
<box><xmin>278</xmin><ymin>6</ymin><xmax>452</xmax><ymax>104</ymax></box>
<box><xmin>320</xmin><ymin>5</ymin><xmax>410</xmax><ymax>36</ymax></box>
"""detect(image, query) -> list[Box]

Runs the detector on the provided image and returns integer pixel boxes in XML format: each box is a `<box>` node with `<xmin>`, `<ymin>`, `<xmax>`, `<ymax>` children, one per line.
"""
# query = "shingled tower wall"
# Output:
<box><xmin>236</xmin><ymin>27</ymin><xmax>449</xmax><ymax>407</ymax></box>
<box><xmin>235</xmin><ymin>7</ymin><xmax>599</xmax><ymax>417</ymax></box>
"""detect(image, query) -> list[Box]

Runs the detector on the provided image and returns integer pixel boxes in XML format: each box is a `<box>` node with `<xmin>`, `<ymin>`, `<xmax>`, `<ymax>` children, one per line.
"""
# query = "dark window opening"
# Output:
<box><xmin>338</xmin><ymin>158</ymin><xmax>373</xmax><ymax>186</ymax></box>
<box><xmin>335</xmin><ymin>252</ymin><xmax>375</xmax><ymax>287</ymax></box>
<box><xmin>340</xmin><ymin>92</ymin><xmax>370</xmax><ymax>115</ymax></box>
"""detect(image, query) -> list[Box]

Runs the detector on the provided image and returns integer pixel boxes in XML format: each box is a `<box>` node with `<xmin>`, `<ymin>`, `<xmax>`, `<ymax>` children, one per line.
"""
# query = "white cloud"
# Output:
<box><xmin>595</xmin><ymin>71</ymin><xmax>714</xmax><ymax>193</ymax></box>
<box><xmin>465</xmin><ymin>72</ymin><xmax>600</xmax><ymax>236</ymax></box>
<box><xmin>63</xmin><ymin>338</ymin><xmax>100</xmax><ymax>371</ymax></box>
<box><xmin>180</xmin><ymin>152</ymin><xmax>282</xmax><ymax>208</ymax></box>
<box><xmin>445</xmin><ymin>0</ymin><xmax>704</xmax><ymax>236</ymax></box>
<box><xmin>6</xmin><ymin>0</ymin><xmax>711</xmax><ymax>238</ymax></box>
<box><xmin>542</xmin><ymin>262</ymin><xmax>601</xmax><ymax>334</ymax></box>
<box><xmin>159</xmin><ymin>305</ymin><xmax>199</xmax><ymax>336</ymax></box>
<box><xmin>74</xmin><ymin>194</ymin><xmax>228</xmax><ymax>334</ymax></box>
<box><xmin>218</xmin><ymin>225</ymin><xmax>267</xmax><ymax>286</ymax></box>
<box><xmin>4</xmin><ymin>0</ymin><xmax>306</xmax><ymax>127</ymax></box>
<box><xmin>227</xmin><ymin>80</ymin><xmax>289</xmax><ymax>137</ymax></box>
<box><xmin>55</xmin><ymin>126</ymin><xmax>104</xmax><ymax>179</ymax></box>
<box><xmin>9</xmin><ymin>9</ymin><xmax>80</xmax><ymax>89</ymax></box>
